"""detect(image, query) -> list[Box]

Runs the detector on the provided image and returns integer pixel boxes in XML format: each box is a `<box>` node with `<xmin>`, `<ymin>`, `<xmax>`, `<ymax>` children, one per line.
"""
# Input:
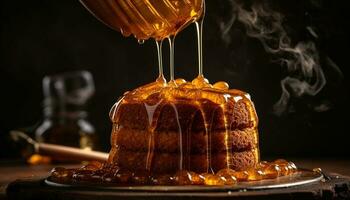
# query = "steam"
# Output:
<box><xmin>220</xmin><ymin>0</ymin><xmax>342</xmax><ymax>115</ymax></box>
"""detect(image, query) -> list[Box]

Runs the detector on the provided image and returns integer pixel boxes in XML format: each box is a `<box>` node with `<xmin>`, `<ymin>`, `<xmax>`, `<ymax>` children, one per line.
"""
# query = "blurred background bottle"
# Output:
<box><xmin>35</xmin><ymin>71</ymin><xmax>97</xmax><ymax>155</ymax></box>
<box><xmin>79</xmin><ymin>0</ymin><xmax>204</xmax><ymax>40</ymax></box>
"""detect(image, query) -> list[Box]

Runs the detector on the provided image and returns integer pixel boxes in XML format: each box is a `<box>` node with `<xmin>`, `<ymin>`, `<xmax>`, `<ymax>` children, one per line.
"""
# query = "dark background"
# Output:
<box><xmin>0</xmin><ymin>0</ymin><xmax>349</xmax><ymax>159</ymax></box>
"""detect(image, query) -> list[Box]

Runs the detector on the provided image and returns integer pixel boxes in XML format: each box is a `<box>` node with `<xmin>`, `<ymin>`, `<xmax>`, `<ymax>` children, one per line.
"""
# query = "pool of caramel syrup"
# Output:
<box><xmin>51</xmin><ymin>159</ymin><xmax>297</xmax><ymax>186</ymax></box>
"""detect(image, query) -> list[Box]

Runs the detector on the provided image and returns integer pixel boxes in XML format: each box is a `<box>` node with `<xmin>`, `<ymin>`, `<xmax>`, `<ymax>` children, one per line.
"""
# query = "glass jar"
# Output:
<box><xmin>35</xmin><ymin>71</ymin><xmax>97</xmax><ymax>151</ymax></box>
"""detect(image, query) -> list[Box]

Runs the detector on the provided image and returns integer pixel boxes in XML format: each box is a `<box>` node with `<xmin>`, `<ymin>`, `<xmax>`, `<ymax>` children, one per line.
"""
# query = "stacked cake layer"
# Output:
<box><xmin>108</xmin><ymin>91</ymin><xmax>259</xmax><ymax>174</ymax></box>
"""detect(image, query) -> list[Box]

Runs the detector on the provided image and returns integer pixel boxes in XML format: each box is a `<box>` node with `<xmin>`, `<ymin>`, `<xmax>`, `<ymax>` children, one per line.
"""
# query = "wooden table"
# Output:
<box><xmin>0</xmin><ymin>162</ymin><xmax>80</xmax><ymax>200</ymax></box>
<box><xmin>1</xmin><ymin>159</ymin><xmax>349</xmax><ymax>200</ymax></box>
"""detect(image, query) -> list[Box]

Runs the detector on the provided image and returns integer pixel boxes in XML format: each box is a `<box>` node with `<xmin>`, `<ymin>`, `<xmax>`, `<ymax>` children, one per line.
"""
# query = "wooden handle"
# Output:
<box><xmin>37</xmin><ymin>143</ymin><xmax>109</xmax><ymax>162</ymax></box>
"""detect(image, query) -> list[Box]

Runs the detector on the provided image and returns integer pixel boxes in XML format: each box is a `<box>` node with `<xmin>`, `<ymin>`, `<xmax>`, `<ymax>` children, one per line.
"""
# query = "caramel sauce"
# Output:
<box><xmin>51</xmin><ymin>0</ymin><xmax>300</xmax><ymax>186</ymax></box>
<box><xmin>51</xmin><ymin>159</ymin><xmax>298</xmax><ymax>186</ymax></box>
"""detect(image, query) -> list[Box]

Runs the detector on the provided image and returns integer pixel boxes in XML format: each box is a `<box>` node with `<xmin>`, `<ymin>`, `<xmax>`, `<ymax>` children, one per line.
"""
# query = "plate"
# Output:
<box><xmin>45</xmin><ymin>169</ymin><xmax>324</xmax><ymax>192</ymax></box>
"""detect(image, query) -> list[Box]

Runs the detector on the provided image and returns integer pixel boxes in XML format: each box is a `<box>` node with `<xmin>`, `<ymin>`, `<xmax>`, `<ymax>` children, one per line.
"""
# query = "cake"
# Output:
<box><xmin>107</xmin><ymin>77</ymin><xmax>259</xmax><ymax>175</ymax></box>
<box><xmin>50</xmin><ymin>78</ymin><xmax>299</xmax><ymax>185</ymax></box>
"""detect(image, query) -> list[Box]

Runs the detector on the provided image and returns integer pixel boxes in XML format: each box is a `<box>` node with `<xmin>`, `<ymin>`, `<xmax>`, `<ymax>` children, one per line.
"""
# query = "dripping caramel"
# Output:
<box><xmin>108</xmin><ymin>77</ymin><xmax>259</xmax><ymax>172</ymax></box>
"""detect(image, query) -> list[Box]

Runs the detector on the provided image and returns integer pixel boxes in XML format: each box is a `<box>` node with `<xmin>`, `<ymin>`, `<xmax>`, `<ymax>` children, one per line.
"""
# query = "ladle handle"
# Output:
<box><xmin>37</xmin><ymin>143</ymin><xmax>109</xmax><ymax>162</ymax></box>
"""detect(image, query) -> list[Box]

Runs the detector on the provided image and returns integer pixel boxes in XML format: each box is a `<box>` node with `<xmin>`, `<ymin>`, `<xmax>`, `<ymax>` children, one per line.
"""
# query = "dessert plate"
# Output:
<box><xmin>45</xmin><ymin>169</ymin><xmax>324</xmax><ymax>192</ymax></box>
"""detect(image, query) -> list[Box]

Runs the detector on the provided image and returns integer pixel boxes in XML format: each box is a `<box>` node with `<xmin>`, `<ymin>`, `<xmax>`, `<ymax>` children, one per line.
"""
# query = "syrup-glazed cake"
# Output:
<box><xmin>50</xmin><ymin>78</ymin><xmax>299</xmax><ymax>186</ymax></box>
<box><xmin>108</xmin><ymin>77</ymin><xmax>259</xmax><ymax>175</ymax></box>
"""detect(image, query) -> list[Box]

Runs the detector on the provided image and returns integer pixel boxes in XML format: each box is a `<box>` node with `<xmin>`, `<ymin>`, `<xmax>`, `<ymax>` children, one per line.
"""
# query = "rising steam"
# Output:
<box><xmin>220</xmin><ymin>0</ymin><xmax>341</xmax><ymax>115</ymax></box>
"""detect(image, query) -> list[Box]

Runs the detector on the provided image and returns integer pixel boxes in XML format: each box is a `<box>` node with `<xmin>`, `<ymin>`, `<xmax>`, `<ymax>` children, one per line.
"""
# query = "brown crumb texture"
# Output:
<box><xmin>107</xmin><ymin>149</ymin><xmax>258</xmax><ymax>174</ymax></box>
<box><xmin>113</xmin><ymin>127</ymin><xmax>258</xmax><ymax>153</ymax></box>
